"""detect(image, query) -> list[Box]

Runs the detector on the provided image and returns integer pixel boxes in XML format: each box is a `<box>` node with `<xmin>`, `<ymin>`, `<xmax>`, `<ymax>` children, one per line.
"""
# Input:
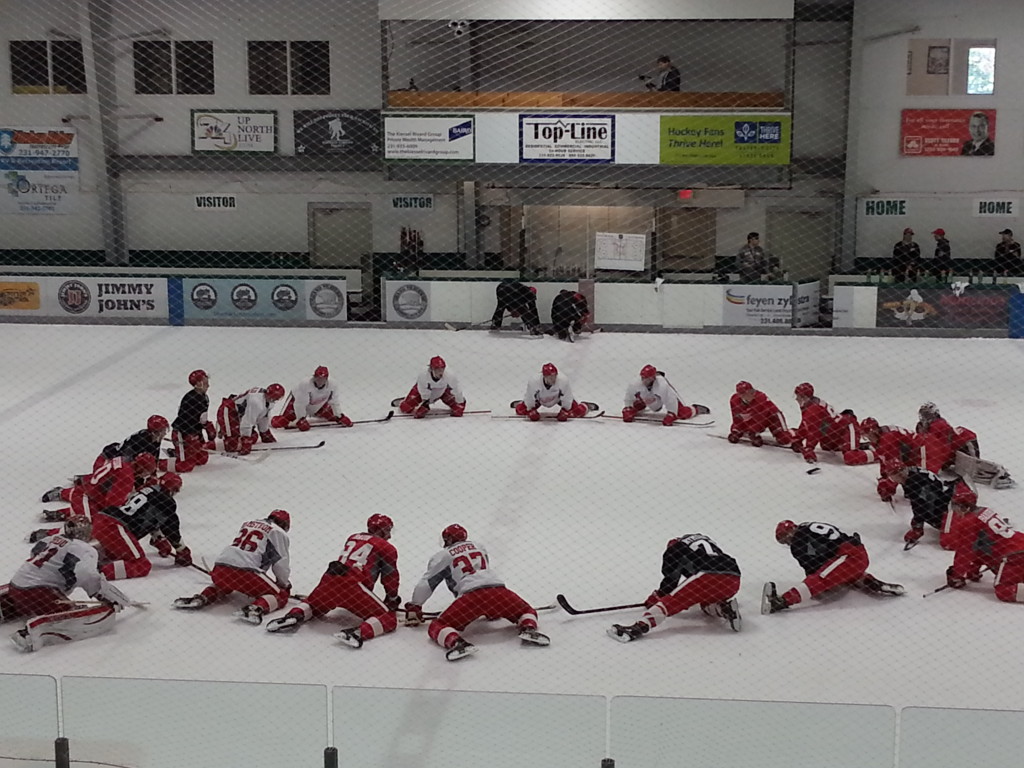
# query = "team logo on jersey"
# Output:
<box><xmin>271</xmin><ymin>283</ymin><xmax>299</xmax><ymax>311</ymax></box>
<box><xmin>191</xmin><ymin>282</ymin><xmax>217</xmax><ymax>310</ymax></box>
<box><xmin>392</xmin><ymin>284</ymin><xmax>429</xmax><ymax>320</ymax></box>
<box><xmin>309</xmin><ymin>283</ymin><xmax>345</xmax><ymax>319</ymax></box>
<box><xmin>230</xmin><ymin>283</ymin><xmax>258</xmax><ymax>311</ymax></box>
<box><xmin>57</xmin><ymin>280</ymin><xmax>91</xmax><ymax>314</ymax></box>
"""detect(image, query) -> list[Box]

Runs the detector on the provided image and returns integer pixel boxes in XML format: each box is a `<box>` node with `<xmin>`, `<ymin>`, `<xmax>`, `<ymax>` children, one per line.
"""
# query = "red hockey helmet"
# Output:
<box><xmin>775</xmin><ymin>519</ymin><xmax>797</xmax><ymax>544</ymax></box>
<box><xmin>367</xmin><ymin>513</ymin><xmax>394</xmax><ymax>538</ymax></box>
<box><xmin>188</xmin><ymin>369</ymin><xmax>208</xmax><ymax>387</ymax></box>
<box><xmin>133</xmin><ymin>453</ymin><xmax>157</xmax><ymax>475</ymax></box>
<box><xmin>640</xmin><ymin>364</ymin><xmax>658</xmax><ymax>380</ymax></box>
<box><xmin>442</xmin><ymin>523</ymin><xmax>468</xmax><ymax>547</ymax></box>
<box><xmin>794</xmin><ymin>382</ymin><xmax>814</xmax><ymax>398</ymax></box>
<box><xmin>951</xmin><ymin>482</ymin><xmax>977</xmax><ymax>508</ymax></box>
<box><xmin>147</xmin><ymin>414</ymin><xmax>169</xmax><ymax>433</ymax></box>
<box><xmin>314</xmin><ymin>366</ymin><xmax>329</xmax><ymax>379</ymax></box>
<box><xmin>430</xmin><ymin>356</ymin><xmax>446</xmax><ymax>370</ymax></box>
<box><xmin>542</xmin><ymin>362</ymin><xmax>558</xmax><ymax>377</ymax></box>
<box><xmin>160</xmin><ymin>472</ymin><xmax>183</xmax><ymax>495</ymax></box>
<box><xmin>64</xmin><ymin>515</ymin><xmax>93</xmax><ymax>542</ymax></box>
<box><xmin>735</xmin><ymin>381</ymin><xmax>753</xmax><ymax>395</ymax></box>
<box><xmin>528</xmin><ymin>286</ymin><xmax>537</xmax><ymax>295</ymax></box>
<box><xmin>268</xmin><ymin>509</ymin><xmax>291</xmax><ymax>532</ymax></box>
<box><xmin>266</xmin><ymin>383</ymin><xmax>285</xmax><ymax>401</ymax></box>
<box><xmin>860</xmin><ymin>417</ymin><xmax>880</xmax><ymax>434</ymax></box>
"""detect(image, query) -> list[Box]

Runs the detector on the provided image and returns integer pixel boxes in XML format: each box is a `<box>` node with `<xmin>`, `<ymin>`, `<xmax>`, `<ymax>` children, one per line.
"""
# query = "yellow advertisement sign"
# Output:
<box><xmin>0</xmin><ymin>281</ymin><xmax>41</xmax><ymax>310</ymax></box>
<box><xmin>659</xmin><ymin>115</ymin><xmax>792</xmax><ymax>165</ymax></box>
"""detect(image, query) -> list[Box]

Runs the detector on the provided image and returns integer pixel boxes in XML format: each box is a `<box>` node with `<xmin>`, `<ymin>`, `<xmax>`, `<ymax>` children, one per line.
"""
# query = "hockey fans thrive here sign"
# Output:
<box><xmin>193</xmin><ymin>194</ymin><xmax>237</xmax><ymax>211</ymax></box>
<box><xmin>722</xmin><ymin>282</ymin><xmax>820</xmax><ymax>327</ymax></box>
<box><xmin>384</xmin><ymin>115</ymin><xmax>474</xmax><ymax>161</ymax></box>
<box><xmin>659</xmin><ymin>114</ymin><xmax>791</xmax><ymax>165</ymax></box>
<box><xmin>294</xmin><ymin>110</ymin><xmax>381</xmax><ymax>155</ymax></box>
<box><xmin>192</xmin><ymin>110</ymin><xmax>278</xmax><ymax>154</ymax></box>
<box><xmin>0</xmin><ymin>276</ymin><xmax>167</xmax><ymax>319</ymax></box>
<box><xmin>182</xmin><ymin>278</ymin><xmax>347</xmax><ymax>324</ymax></box>
<box><xmin>0</xmin><ymin>126</ymin><xmax>79</xmax><ymax>215</ymax></box>
<box><xmin>519</xmin><ymin>114</ymin><xmax>615</xmax><ymax>163</ymax></box>
<box><xmin>594</xmin><ymin>232</ymin><xmax>646</xmax><ymax>271</ymax></box>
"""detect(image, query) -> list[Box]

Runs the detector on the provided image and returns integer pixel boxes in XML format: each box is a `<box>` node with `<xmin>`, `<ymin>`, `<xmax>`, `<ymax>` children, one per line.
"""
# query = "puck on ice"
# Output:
<box><xmin>806</xmin><ymin>466</ymin><xmax>822</xmax><ymax>475</ymax></box>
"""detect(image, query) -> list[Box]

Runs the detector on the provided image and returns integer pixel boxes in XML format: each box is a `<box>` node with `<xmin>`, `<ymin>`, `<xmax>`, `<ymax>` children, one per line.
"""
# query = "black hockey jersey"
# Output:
<box><xmin>789</xmin><ymin>522</ymin><xmax>862</xmax><ymax>575</ymax></box>
<box><xmin>172</xmin><ymin>389</ymin><xmax>210</xmax><ymax>436</ymax></box>
<box><xmin>102</xmin><ymin>486</ymin><xmax>182</xmax><ymax>547</ymax></box>
<box><xmin>101</xmin><ymin>429</ymin><xmax>161</xmax><ymax>462</ymax></box>
<box><xmin>658</xmin><ymin>533</ymin><xmax>741</xmax><ymax>594</ymax></box>
<box><xmin>904</xmin><ymin>467</ymin><xmax>958</xmax><ymax>530</ymax></box>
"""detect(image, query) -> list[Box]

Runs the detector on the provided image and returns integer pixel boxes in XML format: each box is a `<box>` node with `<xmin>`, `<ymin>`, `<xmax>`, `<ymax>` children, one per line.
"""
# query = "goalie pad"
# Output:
<box><xmin>0</xmin><ymin>583</ymin><xmax>19</xmax><ymax>623</ymax></box>
<box><xmin>95</xmin><ymin>578</ymin><xmax>132</xmax><ymax>611</ymax></box>
<box><xmin>954</xmin><ymin>452</ymin><xmax>1014</xmax><ymax>489</ymax></box>
<box><xmin>22</xmin><ymin>604</ymin><xmax>116</xmax><ymax>651</ymax></box>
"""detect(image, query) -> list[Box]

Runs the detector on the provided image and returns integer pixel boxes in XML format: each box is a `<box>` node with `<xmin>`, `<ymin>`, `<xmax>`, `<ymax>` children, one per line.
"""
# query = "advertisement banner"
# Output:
<box><xmin>594</xmin><ymin>232</ymin><xmax>646</xmax><ymax>271</ymax></box>
<box><xmin>294</xmin><ymin>110</ymin><xmax>381</xmax><ymax>155</ymax></box>
<box><xmin>659</xmin><ymin>115</ymin><xmax>791</xmax><ymax>166</ymax></box>
<box><xmin>722</xmin><ymin>282</ymin><xmax>819</xmax><ymax>327</ymax></box>
<box><xmin>385</xmin><ymin>281</ymin><xmax>432</xmax><ymax>322</ymax></box>
<box><xmin>519</xmin><ymin>114</ymin><xmax>615</xmax><ymax>163</ymax></box>
<box><xmin>900</xmin><ymin>109</ymin><xmax>996</xmax><ymax>157</ymax></box>
<box><xmin>384</xmin><ymin>115</ymin><xmax>474</xmax><ymax>160</ymax></box>
<box><xmin>192</xmin><ymin>110</ymin><xmax>278</xmax><ymax>153</ymax></box>
<box><xmin>183</xmin><ymin>278</ymin><xmax>347</xmax><ymax>323</ymax></box>
<box><xmin>0</xmin><ymin>127</ymin><xmax>79</xmax><ymax>214</ymax></box>
<box><xmin>0</xmin><ymin>276</ymin><xmax>168</xmax><ymax>319</ymax></box>
<box><xmin>876</xmin><ymin>284</ymin><xmax>1011</xmax><ymax>329</ymax></box>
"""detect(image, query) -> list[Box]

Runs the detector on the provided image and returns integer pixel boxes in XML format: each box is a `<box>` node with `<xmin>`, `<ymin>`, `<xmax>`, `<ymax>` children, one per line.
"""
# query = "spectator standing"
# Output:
<box><xmin>891</xmin><ymin>228</ymin><xmax>920</xmax><ymax>283</ymax></box>
<box><xmin>930</xmin><ymin>228</ymin><xmax>952</xmax><ymax>282</ymax></box>
<box><xmin>736</xmin><ymin>232</ymin><xmax>767</xmax><ymax>283</ymax></box>
<box><xmin>994</xmin><ymin>229</ymin><xmax>1022</xmax><ymax>277</ymax></box>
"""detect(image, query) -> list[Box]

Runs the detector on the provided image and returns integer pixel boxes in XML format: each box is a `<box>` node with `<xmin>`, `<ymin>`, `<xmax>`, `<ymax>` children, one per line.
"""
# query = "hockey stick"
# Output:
<box><xmin>286</xmin><ymin>412</ymin><xmax>393</xmax><ymax>429</ymax></box>
<box><xmin>393</xmin><ymin>409</ymin><xmax>491</xmax><ymax>419</ymax></box>
<box><xmin>492</xmin><ymin>411</ymin><xmax>605</xmax><ymax>421</ymax></box>
<box><xmin>218</xmin><ymin>450</ymin><xmax>270</xmax><ymax>464</ymax></box>
<box><xmin>444</xmin><ymin>319</ymin><xmax>494</xmax><ymax>332</ymax></box>
<box><xmin>556</xmin><ymin>594</ymin><xmax>644</xmax><ymax>615</ymax></box>
<box><xmin>600</xmin><ymin>414</ymin><xmax>716</xmax><ymax>428</ymax></box>
<box><xmin>923</xmin><ymin>565</ymin><xmax>992</xmax><ymax>597</ymax></box>
<box><xmin>250</xmin><ymin>440</ymin><xmax>326</xmax><ymax>452</ymax></box>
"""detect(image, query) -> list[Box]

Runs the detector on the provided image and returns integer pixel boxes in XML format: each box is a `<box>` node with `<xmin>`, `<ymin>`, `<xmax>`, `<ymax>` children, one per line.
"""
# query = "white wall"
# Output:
<box><xmin>846</xmin><ymin>0</ymin><xmax>1024</xmax><ymax>260</ymax></box>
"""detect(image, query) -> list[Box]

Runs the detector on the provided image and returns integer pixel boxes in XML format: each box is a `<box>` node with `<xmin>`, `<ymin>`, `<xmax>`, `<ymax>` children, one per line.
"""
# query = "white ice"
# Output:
<box><xmin>1</xmin><ymin>324</ymin><xmax>1022</xmax><ymax>712</ymax></box>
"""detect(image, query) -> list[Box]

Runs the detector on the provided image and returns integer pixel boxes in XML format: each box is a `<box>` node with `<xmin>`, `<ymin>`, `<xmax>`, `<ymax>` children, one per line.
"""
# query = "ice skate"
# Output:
<box><xmin>518</xmin><ymin>627</ymin><xmax>550</xmax><ymax>646</ymax></box>
<box><xmin>606</xmin><ymin>622</ymin><xmax>649</xmax><ymax>643</ymax></box>
<box><xmin>11</xmin><ymin>629</ymin><xmax>34</xmax><ymax>652</ymax></box>
<box><xmin>40</xmin><ymin>508</ymin><xmax>69</xmax><ymax>523</ymax></box>
<box><xmin>445</xmin><ymin>638</ymin><xmax>478</xmax><ymax>661</ymax></box>
<box><xmin>41</xmin><ymin>487</ymin><xmax>64</xmax><ymax>503</ymax></box>
<box><xmin>173</xmin><ymin>595</ymin><xmax>208</xmax><ymax>610</ymax></box>
<box><xmin>235</xmin><ymin>604</ymin><xmax>265</xmax><ymax>625</ymax></box>
<box><xmin>333</xmin><ymin>628</ymin><xmax>364</xmax><ymax>648</ymax></box>
<box><xmin>265</xmin><ymin>613</ymin><xmax>304</xmax><ymax>633</ymax></box>
<box><xmin>859</xmin><ymin>575</ymin><xmax>905</xmax><ymax>597</ymax></box>
<box><xmin>761</xmin><ymin>582</ymin><xmax>789</xmax><ymax>614</ymax></box>
<box><xmin>719</xmin><ymin>597</ymin><xmax>742</xmax><ymax>631</ymax></box>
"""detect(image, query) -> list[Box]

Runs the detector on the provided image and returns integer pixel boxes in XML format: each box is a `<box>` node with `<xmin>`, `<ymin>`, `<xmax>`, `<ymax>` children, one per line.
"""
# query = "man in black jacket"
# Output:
<box><xmin>550</xmin><ymin>290</ymin><xmax>589</xmax><ymax>342</ymax></box>
<box><xmin>491</xmin><ymin>280</ymin><xmax>541</xmax><ymax>334</ymax></box>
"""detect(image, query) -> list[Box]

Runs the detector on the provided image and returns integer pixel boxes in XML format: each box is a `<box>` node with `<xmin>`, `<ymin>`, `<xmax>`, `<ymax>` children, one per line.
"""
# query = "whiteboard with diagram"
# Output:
<box><xmin>594</xmin><ymin>232</ymin><xmax>647</xmax><ymax>272</ymax></box>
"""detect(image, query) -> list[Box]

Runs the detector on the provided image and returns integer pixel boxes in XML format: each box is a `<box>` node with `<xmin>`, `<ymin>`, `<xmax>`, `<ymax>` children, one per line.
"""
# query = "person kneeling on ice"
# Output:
<box><xmin>944</xmin><ymin>485</ymin><xmax>1024</xmax><ymax>603</ymax></box>
<box><xmin>762</xmin><ymin>520</ymin><xmax>904</xmax><ymax>615</ymax></box>
<box><xmin>887</xmin><ymin>466</ymin><xmax>964</xmax><ymax>550</ymax></box>
<box><xmin>217</xmin><ymin>383</ymin><xmax>285</xmax><ymax>455</ymax></box>
<box><xmin>397</xmin><ymin>356</ymin><xmax>466</xmax><ymax>418</ymax></box>
<box><xmin>271</xmin><ymin>366</ymin><xmax>352</xmax><ymax>431</ymax></box>
<box><xmin>173</xmin><ymin>509</ymin><xmax>292</xmax><ymax>625</ymax></box>
<box><xmin>608</xmin><ymin>533</ymin><xmax>741</xmax><ymax>643</ymax></box>
<box><xmin>517</xmin><ymin>363</ymin><xmax>588</xmax><ymax>422</ymax></box>
<box><xmin>728</xmin><ymin>381</ymin><xmax>789</xmax><ymax>446</ymax></box>
<box><xmin>622</xmin><ymin>365</ymin><xmax>709</xmax><ymax>426</ymax></box>
<box><xmin>4</xmin><ymin>516</ymin><xmax>134</xmax><ymax>652</ymax></box>
<box><xmin>790</xmin><ymin>383</ymin><xmax>859</xmax><ymax>465</ymax></box>
<box><xmin>265</xmin><ymin>514</ymin><xmax>401</xmax><ymax>649</ymax></box>
<box><xmin>403</xmin><ymin>524</ymin><xmax>549</xmax><ymax>662</ymax></box>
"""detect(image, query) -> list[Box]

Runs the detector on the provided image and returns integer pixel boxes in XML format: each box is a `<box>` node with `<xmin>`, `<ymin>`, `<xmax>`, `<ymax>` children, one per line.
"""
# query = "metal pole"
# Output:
<box><xmin>55</xmin><ymin>737</ymin><xmax>70</xmax><ymax>768</ymax></box>
<box><xmin>324</xmin><ymin>746</ymin><xmax>339</xmax><ymax>768</ymax></box>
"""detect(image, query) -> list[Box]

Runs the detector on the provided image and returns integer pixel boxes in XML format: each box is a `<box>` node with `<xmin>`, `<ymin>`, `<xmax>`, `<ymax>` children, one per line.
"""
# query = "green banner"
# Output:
<box><xmin>659</xmin><ymin>115</ymin><xmax>791</xmax><ymax>165</ymax></box>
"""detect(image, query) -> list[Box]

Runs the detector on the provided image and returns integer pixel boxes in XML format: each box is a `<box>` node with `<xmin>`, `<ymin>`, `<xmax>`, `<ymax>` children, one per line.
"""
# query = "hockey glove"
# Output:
<box><xmin>296</xmin><ymin>418</ymin><xmax>311</xmax><ymax>432</ymax></box>
<box><xmin>259</xmin><ymin>430</ymin><xmax>276</xmax><ymax>444</ymax></box>
<box><xmin>338</xmin><ymin>414</ymin><xmax>353</xmax><ymax>427</ymax></box>
<box><xmin>239</xmin><ymin>437</ymin><xmax>255</xmax><ymax>456</ymax></box>
<box><xmin>270</xmin><ymin>416</ymin><xmax>289</xmax><ymax>429</ymax></box>
<box><xmin>403</xmin><ymin>603</ymin><xmax>424</xmax><ymax>626</ymax></box>
<box><xmin>946</xmin><ymin>567</ymin><xmax>966</xmax><ymax>590</ymax></box>
<box><xmin>449</xmin><ymin>402</ymin><xmax>465</xmax><ymax>417</ymax></box>
<box><xmin>790</xmin><ymin>439</ymin><xmax>804</xmax><ymax>454</ymax></box>
<box><xmin>384</xmin><ymin>593</ymin><xmax>402</xmax><ymax>612</ymax></box>
<box><xmin>877</xmin><ymin>477</ymin><xmax>897</xmax><ymax>502</ymax></box>
<box><xmin>622</xmin><ymin>407</ymin><xmax>637</xmax><ymax>423</ymax></box>
<box><xmin>557</xmin><ymin>408</ymin><xmax>570</xmax><ymax>422</ymax></box>
<box><xmin>515</xmin><ymin>401</ymin><xmax>529</xmax><ymax>416</ymax></box>
<box><xmin>662</xmin><ymin>412</ymin><xmax>679</xmax><ymax>427</ymax></box>
<box><xmin>644</xmin><ymin>590</ymin><xmax>664</xmax><ymax>608</ymax></box>
<box><xmin>903</xmin><ymin>527</ymin><xmax>924</xmax><ymax>546</ymax></box>
<box><xmin>727</xmin><ymin>431</ymin><xmax>742</xmax><ymax>443</ymax></box>
<box><xmin>413</xmin><ymin>404</ymin><xmax>430</xmax><ymax>419</ymax></box>
<box><xmin>967</xmin><ymin>570</ymin><xmax>984</xmax><ymax>582</ymax></box>
<box><xmin>152</xmin><ymin>535</ymin><xmax>174</xmax><ymax>558</ymax></box>
<box><xmin>203</xmin><ymin>421</ymin><xmax>217</xmax><ymax>442</ymax></box>
<box><xmin>802</xmin><ymin>447</ymin><xmax>817</xmax><ymax>464</ymax></box>
<box><xmin>173</xmin><ymin>546</ymin><xmax>193</xmax><ymax>567</ymax></box>
<box><xmin>527</xmin><ymin>409</ymin><xmax>541</xmax><ymax>422</ymax></box>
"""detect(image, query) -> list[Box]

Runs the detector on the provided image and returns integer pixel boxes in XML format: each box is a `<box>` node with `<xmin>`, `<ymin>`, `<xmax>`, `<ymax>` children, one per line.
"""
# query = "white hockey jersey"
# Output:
<box><xmin>409</xmin><ymin>539</ymin><xmax>504</xmax><ymax>606</ymax></box>
<box><xmin>624</xmin><ymin>374</ymin><xmax>684</xmax><ymax>414</ymax></box>
<box><xmin>524</xmin><ymin>373</ymin><xmax>575</xmax><ymax>410</ymax></box>
<box><xmin>415</xmin><ymin>370</ymin><xmax>464</xmax><ymax>404</ymax></box>
<box><xmin>12</xmin><ymin>535</ymin><xmax>120</xmax><ymax>603</ymax></box>
<box><xmin>232</xmin><ymin>388</ymin><xmax>273</xmax><ymax>434</ymax></box>
<box><xmin>287</xmin><ymin>378</ymin><xmax>339</xmax><ymax>418</ymax></box>
<box><xmin>214</xmin><ymin>519</ymin><xmax>291</xmax><ymax>585</ymax></box>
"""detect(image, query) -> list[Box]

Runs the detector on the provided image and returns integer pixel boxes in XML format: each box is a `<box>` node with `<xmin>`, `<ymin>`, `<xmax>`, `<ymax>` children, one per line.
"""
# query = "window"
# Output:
<box><xmin>248</xmin><ymin>40</ymin><xmax>330</xmax><ymax>95</ymax></box>
<box><xmin>966</xmin><ymin>46</ymin><xmax>995</xmax><ymax>95</ymax></box>
<box><xmin>133</xmin><ymin>40</ymin><xmax>213</xmax><ymax>95</ymax></box>
<box><xmin>10</xmin><ymin>39</ymin><xmax>86</xmax><ymax>94</ymax></box>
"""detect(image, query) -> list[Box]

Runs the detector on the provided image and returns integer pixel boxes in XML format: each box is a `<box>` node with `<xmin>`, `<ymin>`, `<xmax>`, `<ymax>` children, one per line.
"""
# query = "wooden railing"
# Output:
<box><xmin>387</xmin><ymin>90</ymin><xmax>786</xmax><ymax>110</ymax></box>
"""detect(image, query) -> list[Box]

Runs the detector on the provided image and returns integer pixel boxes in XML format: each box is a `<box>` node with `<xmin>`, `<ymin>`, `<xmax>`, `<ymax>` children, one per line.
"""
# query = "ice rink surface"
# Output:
<box><xmin>1</xmin><ymin>324</ymin><xmax>1022</xmax><ymax>711</ymax></box>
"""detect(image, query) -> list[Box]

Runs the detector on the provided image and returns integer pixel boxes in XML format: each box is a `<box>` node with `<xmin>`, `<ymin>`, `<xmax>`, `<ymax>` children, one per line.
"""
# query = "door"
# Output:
<box><xmin>765</xmin><ymin>210</ymin><xmax>835</xmax><ymax>283</ymax></box>
<box><xmin>309</xmin><ymin>204</ymin><xmax>372</xmax><ymax>268</ymax></box>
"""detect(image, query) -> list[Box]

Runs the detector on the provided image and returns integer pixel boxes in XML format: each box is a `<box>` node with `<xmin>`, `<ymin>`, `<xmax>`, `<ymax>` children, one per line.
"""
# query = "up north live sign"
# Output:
<box><xmin>659</xmin><ymin>115</ymin><xmax>791</xmax><ymax>165</ymax></box>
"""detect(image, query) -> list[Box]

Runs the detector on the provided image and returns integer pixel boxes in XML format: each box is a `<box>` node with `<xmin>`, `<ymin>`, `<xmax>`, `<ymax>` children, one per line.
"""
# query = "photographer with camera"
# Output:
<box><xmin>640</xmin><ymin>55</ymin><xmax>681</xmax><ymax>92</ymax></box>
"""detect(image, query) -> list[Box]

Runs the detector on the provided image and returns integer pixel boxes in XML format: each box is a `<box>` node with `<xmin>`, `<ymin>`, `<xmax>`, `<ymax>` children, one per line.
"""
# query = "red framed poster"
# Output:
<box><xmin>900</xmin><ymin>109</ymin><xmax>996</xmax><ymax>156</ymax></box>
